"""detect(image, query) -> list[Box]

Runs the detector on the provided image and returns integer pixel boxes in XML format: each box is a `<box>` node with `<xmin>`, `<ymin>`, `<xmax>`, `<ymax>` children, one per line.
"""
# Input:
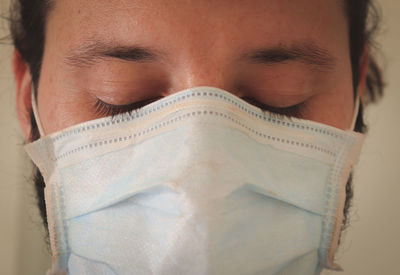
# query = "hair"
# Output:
<box><xmin>9</xmin><ymin>0</ymin><xmax>384</xmax><ymax>236</ymax></box>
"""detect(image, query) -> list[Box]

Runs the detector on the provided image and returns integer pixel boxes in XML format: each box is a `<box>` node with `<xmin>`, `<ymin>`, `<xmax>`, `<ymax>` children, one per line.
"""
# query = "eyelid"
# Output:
<box><xmin>241</xmin><ymin>97</ymin><xmax>304</xmax><ymax>119</ymax></box>
<box><xmin>94</xmin><ymin>97</ymin><xmax>163</xmax><ymax>117</ymax></box>
<box><xmin>94</xmin><ymin>96</ymin><xmax>304</xmax><ymax>119</ymax></box>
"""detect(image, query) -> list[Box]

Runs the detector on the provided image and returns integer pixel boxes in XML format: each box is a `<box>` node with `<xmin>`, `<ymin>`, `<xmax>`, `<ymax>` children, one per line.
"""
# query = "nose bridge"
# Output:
<box><xmin>165</xmin><ymin>34</ymin><xmax>241</xmax><ymax>97</ymax></box>
<box><xmin>168</xmin><ymin>53</ymin><xmax>229</xmax><ymax>93</ymax></box>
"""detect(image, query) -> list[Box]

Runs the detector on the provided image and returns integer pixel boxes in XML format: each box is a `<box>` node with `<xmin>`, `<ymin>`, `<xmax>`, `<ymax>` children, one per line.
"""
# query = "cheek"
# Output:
<box><xmin>305</xmin><ymin>87</ymin><xmax>354</xmax><ymax>130</ymax></box>
<box><xmin>37</xmin><ymin>88</ymin><xmax>94</xmax><ymax>135</ymax></box>
<box><xmin>303</xmin><ymin>57</ymin><xmax>355</xmax><ymax>130</ymax></box>
<box><xmin>37</xmin><ymin>63</ymin><xmax>97</xmax><ymax>135</ymax></box>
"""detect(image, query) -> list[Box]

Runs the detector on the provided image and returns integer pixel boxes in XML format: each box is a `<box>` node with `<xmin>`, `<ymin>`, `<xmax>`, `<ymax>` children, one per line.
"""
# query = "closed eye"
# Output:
<box><xmin>94</xmin><ymin>96</ymin><xmax>304</xmax><ymax>119</ymax></box>
<box><xmin>241</xmin><ymin>97</ymin><xmax>304</xmax><ymax>119</ymax></box>
<box><xmin>94</xmin><ymin>96</ymin><xmax>163</xmax><ymax>117</ymax></box>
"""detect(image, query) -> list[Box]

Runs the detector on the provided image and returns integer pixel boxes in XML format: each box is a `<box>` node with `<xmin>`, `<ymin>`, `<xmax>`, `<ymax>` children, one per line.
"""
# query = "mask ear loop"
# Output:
<box><xmin>350</xmin><ymin>91</ymin><xmax>361</xmax><ymax>131</ymax></box>
<box><xmin>31</xmin><ymin>87</ymin><xmax>45</xmax><ymax>137</ymax></box>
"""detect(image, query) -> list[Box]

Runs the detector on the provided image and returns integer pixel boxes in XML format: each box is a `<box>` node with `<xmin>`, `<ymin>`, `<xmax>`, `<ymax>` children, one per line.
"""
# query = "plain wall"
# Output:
<box><xmin>0</xmin><ymin>0</ymin><xmax>56</xmax><ymax>273</ymax></box>
<box><xmin>325</xmin><ymin>0</ymin><xmax>400</xmax><ymax>274</ymax></box>
<box><xmin>0</xmin><ymin>0</ymin><xmax>398</xmax><ymax>274</ymax></box>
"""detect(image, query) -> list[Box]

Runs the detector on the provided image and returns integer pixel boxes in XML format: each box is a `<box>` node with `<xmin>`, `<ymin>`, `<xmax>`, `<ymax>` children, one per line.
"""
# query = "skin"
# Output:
<box><xmin>12</xmin><ymin>1</ymin><xmax>370</xmax><ymax>267</ymax></box>
<box><xmin>15</xmin><ymin>0</ymin><xmax>368</xmax><ymax>139</ymax></box>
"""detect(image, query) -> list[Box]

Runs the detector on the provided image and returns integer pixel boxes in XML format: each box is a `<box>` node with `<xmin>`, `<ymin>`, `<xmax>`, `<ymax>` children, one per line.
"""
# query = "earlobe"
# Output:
<box><xmin>13</xmin><ymin>49</ymin><xmax>33</xmax><ymax>141</ymax></box>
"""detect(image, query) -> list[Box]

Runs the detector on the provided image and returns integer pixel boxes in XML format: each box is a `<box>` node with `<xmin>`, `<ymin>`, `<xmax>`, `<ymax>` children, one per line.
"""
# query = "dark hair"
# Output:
<box><xmin>9</xmin><ymin>0</ymin><xmax>384</xmax><ymax>235</ymax></box>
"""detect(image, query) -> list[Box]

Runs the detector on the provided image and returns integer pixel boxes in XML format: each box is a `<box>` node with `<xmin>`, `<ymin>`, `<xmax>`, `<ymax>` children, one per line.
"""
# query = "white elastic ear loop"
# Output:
<box><xmin>350</xmin><ymin>91</ymin><xmax>361</xmax><ymax>131</ymax></box>
<box><xmin>31</xmin><ymin>87</ymin><xmax>45</xmax><ymax>137</ymax></box>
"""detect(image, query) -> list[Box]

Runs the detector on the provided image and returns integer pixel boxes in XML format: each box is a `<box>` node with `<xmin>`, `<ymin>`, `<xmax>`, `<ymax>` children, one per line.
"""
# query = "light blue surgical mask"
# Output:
<box><xmin>26</xmin><ymin>87</ymin><xmax>364</xmax><ymax>275</ymax></box>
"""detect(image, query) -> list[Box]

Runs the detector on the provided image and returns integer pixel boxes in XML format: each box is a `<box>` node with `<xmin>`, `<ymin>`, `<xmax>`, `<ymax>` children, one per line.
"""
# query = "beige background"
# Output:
<box><xmin>0</xmin><ymin>0</ymin><xmax>398</xmax><ymax>274</ymax></box>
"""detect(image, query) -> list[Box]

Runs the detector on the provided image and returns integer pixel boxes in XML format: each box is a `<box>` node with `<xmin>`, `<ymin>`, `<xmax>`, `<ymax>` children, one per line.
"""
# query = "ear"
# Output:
<box><xmin>357</xmin><ymin>45</ymin><xmax>369</xmax><ymax>101</ymax></box>
<box><xmin>13</xmin><ymin>49</ymin><xmax>33</xmax><ymax>141</ymax></box>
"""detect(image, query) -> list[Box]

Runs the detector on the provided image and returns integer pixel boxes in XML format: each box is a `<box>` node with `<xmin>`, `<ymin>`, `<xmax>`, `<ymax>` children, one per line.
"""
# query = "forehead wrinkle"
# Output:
<box><xmin>118</xmin><ymin>0</ymin><xmax>148</xmax><ymax>9</ymax></box>
<box><xmin>88</xmin><ymin>0</ymin><xmax>152</xmax><ymax>15</ymax></box>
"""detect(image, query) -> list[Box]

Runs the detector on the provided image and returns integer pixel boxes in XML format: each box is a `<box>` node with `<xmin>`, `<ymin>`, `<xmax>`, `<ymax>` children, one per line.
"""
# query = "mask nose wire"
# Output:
<box><xmin>30</xmin><ymin>86</ymin><xmax>361</xmax><ymax>137</ymax></box>
<box><xmin>31</xmin><ymin>87</ymin><xmax>45</xmax><ymax>137</ymax></box>
<box><xmin>350</xmin><ymin>91</ymin><xmax>361</xmax><ymax>131</ymax></box>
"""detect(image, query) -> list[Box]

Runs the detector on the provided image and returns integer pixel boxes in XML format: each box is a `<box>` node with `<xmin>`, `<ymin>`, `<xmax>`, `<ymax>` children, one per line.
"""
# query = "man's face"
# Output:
<box><xmin>33</xmin><ymin>0</ymin><xmax>354</xmax><ymax>136</ymax></box>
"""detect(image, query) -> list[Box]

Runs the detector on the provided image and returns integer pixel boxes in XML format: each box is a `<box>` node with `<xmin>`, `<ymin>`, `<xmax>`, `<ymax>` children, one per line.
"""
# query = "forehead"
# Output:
<box><xmin>46</xmin><ymin>0</ymin><xmax>349</xmax><ymax>59</ymax></box>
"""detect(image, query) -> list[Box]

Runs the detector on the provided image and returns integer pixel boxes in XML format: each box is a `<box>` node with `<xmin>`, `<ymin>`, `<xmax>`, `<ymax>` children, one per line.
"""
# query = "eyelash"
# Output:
<box><xmin>240</xmin><ymin>97</ymin><xmax>304</xmax><ymax>119</ymax></box>
<box><xmin>94</xmin><ymin>97</ymin><xmax>304</xmax><ymax>119</ymax></box>
<box><xmin>94</xmin><ymin>97</ymin><xmax>163</xmax><ymax>117</ymax></box>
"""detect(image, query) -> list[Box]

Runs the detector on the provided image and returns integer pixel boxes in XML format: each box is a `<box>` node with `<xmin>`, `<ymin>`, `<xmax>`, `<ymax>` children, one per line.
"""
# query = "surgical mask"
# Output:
<box><xmin>26</xmin><ymin>86</ymin><xmax>364</xmax><ymax>275</ymax></box>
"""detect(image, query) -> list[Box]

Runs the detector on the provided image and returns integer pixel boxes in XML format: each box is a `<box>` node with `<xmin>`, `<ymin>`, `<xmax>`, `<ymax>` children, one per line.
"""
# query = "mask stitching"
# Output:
<box><xmin>58</xmin><ymin>178</ymin><xmax>71</xmax><ymax>268</ymax></box>
<box><xmin>54</xmin><ymin>108</ymin><xmax>338</xmax><ymax>161</ymax></box>
<box><xmin>317</xmin><ymin>137</ymin><xmax>353</xmax><ymax>267</ymax></box>
<box><xmin>49</xmin><ymin>89</ymin><xmax>345</xmax><ymax>143</ymax></box>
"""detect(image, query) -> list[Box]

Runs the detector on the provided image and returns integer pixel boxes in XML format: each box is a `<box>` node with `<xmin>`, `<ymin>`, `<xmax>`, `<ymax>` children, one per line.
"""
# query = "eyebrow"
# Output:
<box><xmin>64</xmin><ymin>40</ymin><xmax>164</xmax><ymax>67</ymax></box>
<box><xmin>244</xmin><ymin>41</ymin><xmax>336</xmax><ymax>70</ymax></box>
<box><xmin>64</xmin><ymin>40</ymin><xmax>336</xmax><ymax>71</ymax></box>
